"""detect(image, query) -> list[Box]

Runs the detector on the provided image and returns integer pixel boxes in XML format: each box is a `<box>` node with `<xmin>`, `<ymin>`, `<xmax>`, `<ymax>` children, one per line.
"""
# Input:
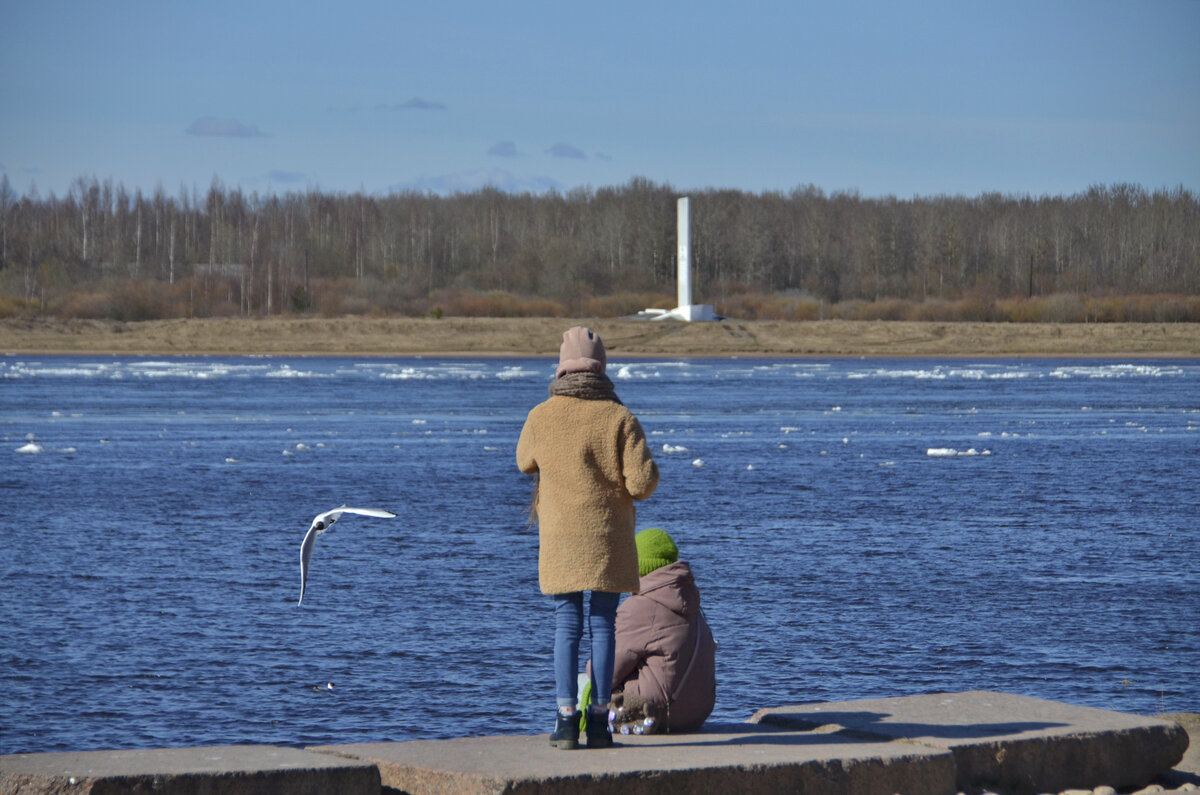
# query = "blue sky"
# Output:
<box><xmin>2</xmin><ymin>0</ymin><xmax>1197</xmax><ymax>199</ymax></box>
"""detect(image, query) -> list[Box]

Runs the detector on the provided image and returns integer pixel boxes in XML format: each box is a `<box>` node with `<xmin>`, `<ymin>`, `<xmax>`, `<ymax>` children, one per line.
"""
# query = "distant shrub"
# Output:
<box><xmin>107</xmin><ymin>282</ymin><xmax>168</xmax><ymax>321</ymax></box>
<box><xmin>425</xmin><ymin>288</ymin><xmax>568</xmax><ymax>318</ymax></box>
<box><xmin>857</xmin><ymin>298</ymin><xmax>910</xmax><ymax>321</ymax></box>
<box><xmin>0</xmin><ymin>293</ymin><xmax>39</xmax><ymax>318</ymax></box>
<box><xmin>911</xmin><ymin>299</ymin><xmax>957</xmax><ymax>322</ymax></box>
<box><xmin>716</xmin><ymin>292</ymin><xmax>822</xmax><ymax>320</ymax></box>
<box><xmin>59</xmin><ymin>290</ymin><xmax>113</xmax><ymax>319</ymax></box>
<box><xmin>1082</xmin><ymin>295</ymin><xmax>1125</xmax><ymax>322</ymax></box>
<box><xmin>291</xmin><ymin>285</ymin><xmax>312</xmax><ymax>312</ymax></box>
<box><xmin>1149</xmin><ymin>295</ymin><xmax>1200</xmax><ymax>322</ymax></box>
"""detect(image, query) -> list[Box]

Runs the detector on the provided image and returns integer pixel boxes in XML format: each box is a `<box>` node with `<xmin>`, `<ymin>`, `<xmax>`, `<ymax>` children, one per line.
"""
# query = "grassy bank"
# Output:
<box><xmin>3</xmin><ymin>316</ymin><xmax>1199</xmax><ymax>358</ymax></box>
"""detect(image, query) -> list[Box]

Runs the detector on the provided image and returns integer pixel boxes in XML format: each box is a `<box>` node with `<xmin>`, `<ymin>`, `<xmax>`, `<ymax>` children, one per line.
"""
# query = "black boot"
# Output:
<box><xmin>549</xmin><ymin>710</ymin><xmax>580</xmax><ymax>750</ymax></box>
<box><xmin>585</xmin><ymin>707</ymin><xmax>613</xmax><ymax>749</ymax></box>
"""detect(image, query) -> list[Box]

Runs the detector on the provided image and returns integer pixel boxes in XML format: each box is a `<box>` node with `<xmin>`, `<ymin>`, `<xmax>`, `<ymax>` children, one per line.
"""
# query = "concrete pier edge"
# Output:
<box><xmin>1</xmin><ymin>691</ymin><xmax>1193</xmax><ymax>795</ymax></box>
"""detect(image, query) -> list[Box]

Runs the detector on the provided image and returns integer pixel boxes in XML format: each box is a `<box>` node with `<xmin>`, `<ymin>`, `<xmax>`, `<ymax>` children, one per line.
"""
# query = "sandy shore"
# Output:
<box><xmin>2</xmin><ymin>316</ymin><xmax>1199</xmax><ymax>358</ymax></box>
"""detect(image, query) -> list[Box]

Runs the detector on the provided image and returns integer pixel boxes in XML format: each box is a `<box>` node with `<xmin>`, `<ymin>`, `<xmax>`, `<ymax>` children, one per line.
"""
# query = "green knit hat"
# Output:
<box><xmin>636</xmin><ymin>528</ymin><xmax>678</xmax><ymax>577</ymax></box>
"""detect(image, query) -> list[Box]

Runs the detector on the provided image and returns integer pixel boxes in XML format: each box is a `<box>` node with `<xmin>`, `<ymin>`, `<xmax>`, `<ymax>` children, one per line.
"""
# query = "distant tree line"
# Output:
<box><xmin>1</xmin><ymin>174</ymin><xmax>1197</xmax><ymax>322</ymax></box>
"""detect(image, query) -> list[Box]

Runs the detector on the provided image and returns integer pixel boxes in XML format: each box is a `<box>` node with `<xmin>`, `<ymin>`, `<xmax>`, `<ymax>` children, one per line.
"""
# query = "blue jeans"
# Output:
<box><xmin>552</xmin><ymin>591</ymin><xmax>619</xmax><ymax>709</ymax></box>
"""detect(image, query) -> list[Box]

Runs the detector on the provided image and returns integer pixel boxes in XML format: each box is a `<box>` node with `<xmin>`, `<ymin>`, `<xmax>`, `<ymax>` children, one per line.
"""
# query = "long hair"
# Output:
<box><xmin>527</xmin><ymin>472</ymin><xmax>539</xmax><ymax>527</ymax></box>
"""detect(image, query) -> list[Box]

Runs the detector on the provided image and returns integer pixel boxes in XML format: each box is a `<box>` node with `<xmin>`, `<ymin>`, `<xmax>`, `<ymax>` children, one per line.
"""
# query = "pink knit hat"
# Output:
<box><xmin>555</xmin><ymin>326</ymin><xmax>607</xmax><ymax>379</ymax></box>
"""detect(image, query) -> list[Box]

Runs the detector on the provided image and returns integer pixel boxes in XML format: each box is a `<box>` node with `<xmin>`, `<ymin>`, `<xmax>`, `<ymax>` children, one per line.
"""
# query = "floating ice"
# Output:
<box><xmin>266</xmin><ymin>365</ymin><xmax>320</xmax><ymax>378</ymax></box>
<box><xmin>384</xmin><ymin>367</ymin><xmax>433</xmax><ymax>380</ymax></box>
<box><xmin>926</xmin><ymin>447</ymin><xmax>992</xmax><ymax>457</ymax></box>
<box><xmin>495</xmin><ymin>366</ymin><xmax>536</xmax><ymax>380</ymax></box>
<box><xmin>662</xmin><ymin>444</ymin><xmax>689</xmax><ymax>454</ymax></box>
<box><xmin>15</xmin><ymin>442</ymin><xmax>43</xmax><ymax>454</ymax></box>
<box><xmin>614</xmin><ymin>362</ymin><xmax>692</xmax><ymax>380</ymax></box>
<box><xmin>691</xmin><ymin>458</ymin><xmax>705</xmax><ymax>467</ymax></box>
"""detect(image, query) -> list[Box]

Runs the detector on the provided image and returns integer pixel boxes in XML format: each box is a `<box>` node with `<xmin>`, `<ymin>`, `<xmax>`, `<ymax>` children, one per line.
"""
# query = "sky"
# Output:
<box><xmin>2</xmin><ymin>0</ymin><xmax>1198</xmax><ymax>200</ymax></box>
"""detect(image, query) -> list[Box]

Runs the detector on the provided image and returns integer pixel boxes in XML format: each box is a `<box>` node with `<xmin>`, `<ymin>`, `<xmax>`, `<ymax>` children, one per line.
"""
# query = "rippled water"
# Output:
<box><xmin>2</xmin><ymin>355</ymin><xmax>1197</xmax><ymax>753</ymax></box>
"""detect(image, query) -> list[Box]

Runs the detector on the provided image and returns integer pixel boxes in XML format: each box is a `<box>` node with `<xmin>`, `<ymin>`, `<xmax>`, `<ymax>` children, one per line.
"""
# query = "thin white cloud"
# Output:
<box><xmin>395</xmin><ymin>97</ymin><xmax>447</xmax><ymax>110</ymax></box>
<box><xmin>546</xmin><ymin>143</ymin><xmax>587</xmax><ymax>160</ymax></box>
<box><xmin>187</xmin><ymin>117</ymin><xmax>267</xmax><ymax>138</ymax></box>
<box><xmin>488</xmin><ymin>141</ymin><xmax>519</xmax><ymax>158</ymax></box>
<box><xmin>333</xmin><ymin>98</ymin><xmax>448</xmax><ymax>113</ymax></box>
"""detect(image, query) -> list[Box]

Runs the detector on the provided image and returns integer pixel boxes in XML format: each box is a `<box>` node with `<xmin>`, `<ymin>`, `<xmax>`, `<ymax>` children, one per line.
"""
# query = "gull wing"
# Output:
<box><xmin>336</xmin><ymin>507</ymin><xmax>398</xmax><ymax>519</ymax></box>
<box><xmin>296</xmin><ymin>507</ymin><xmax>396</xmax><ymax>607</ymax></box>
<box><xmin>298</xmin><ymin>523</ymin><xmax>320</xmax><ymax>606</ymax></box>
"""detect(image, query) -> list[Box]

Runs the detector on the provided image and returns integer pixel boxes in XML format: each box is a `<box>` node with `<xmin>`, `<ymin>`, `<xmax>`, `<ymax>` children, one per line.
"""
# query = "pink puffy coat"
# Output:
<box><xmin>612</xmin><ymin>560</ymin><xmax>716</xmax><ymax>731</ymax></box>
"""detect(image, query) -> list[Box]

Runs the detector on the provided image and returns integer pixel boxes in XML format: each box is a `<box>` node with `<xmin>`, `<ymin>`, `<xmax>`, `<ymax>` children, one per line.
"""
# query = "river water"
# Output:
<box><xmin>2</xmin><ymin>355</ymin><xmax>1197</xmax><ymax>753</ymax></box>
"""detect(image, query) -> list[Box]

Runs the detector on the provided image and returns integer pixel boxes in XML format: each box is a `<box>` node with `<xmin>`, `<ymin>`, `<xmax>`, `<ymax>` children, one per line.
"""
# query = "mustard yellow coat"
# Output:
<box><xmin>517</xmin><ymin>396</ymin><xmax>659</xmax><ymax>595</ymax></box>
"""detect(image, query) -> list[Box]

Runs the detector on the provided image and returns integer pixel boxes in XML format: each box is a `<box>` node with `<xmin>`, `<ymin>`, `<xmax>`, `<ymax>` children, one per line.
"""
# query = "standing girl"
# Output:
<box><xmin>517</xmin><ymin>326</ymin><xmax>659</xmax><ymax>749</ymax></box>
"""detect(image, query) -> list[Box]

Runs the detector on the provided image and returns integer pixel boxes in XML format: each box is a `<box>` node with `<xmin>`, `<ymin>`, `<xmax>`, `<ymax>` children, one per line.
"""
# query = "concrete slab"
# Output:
<box><xmin>0</xmin><ymin>744</ymin><xmax>380</xmax><ymax>795</ymax></box>
<box><xmin>1159</xmin><ymin>713</ymin><xmax>1200</xmax><ymax>787</ymax></box>
<box><xmin>310</xmin><ymin>722</ymin><xmax>957</xmax><ymax>795</ymax></box>
<box><xmin>750</xmin><ymin>690</ymin><xmax>1190</xmax><ymax>795</ymax></box>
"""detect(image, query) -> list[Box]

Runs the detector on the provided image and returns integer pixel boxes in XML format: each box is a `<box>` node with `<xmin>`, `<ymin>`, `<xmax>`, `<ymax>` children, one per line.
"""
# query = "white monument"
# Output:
<box><xmin>640</xmin><ymin>196</ymin><xmax>716</xmax><ymax>321</ymax></box>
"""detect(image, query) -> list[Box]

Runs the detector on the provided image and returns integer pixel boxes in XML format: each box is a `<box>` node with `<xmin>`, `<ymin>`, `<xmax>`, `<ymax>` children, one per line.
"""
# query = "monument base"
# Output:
<box><xmin>638</xmin><ymin>304</ymin><xmax>717</xmax><ymax>322</ymax></box>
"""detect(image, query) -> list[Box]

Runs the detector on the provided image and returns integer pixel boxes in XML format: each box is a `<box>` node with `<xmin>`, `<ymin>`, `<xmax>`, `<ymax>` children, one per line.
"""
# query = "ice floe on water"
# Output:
<box><xmin>614</xmin><ymin>361</ymin><xmax>697</xmax><ymax>380</ymax></box>
<box><xmin>3</xmin><ymin>357</ymin><xmax>1195</xmax><ymax>385</ymax></box>
<box><xmin>265</xmin><ymin>364</ymin><xmax>317</xmax><ymax>378</ymax></box>
<box><xmin>662</xmin><ymin>443</ymin><xmax>689</xmax><ymax>453</ymax></box>
<box><xmin>2</xmin><ymin>357</ymin><xmax>548</xmax><ymax>382</ymax></box>
<box><xmin>1049</xmin><ymin>363</ymin><xmax>1184</xmax><ymax>379</ymax></box>
<box><xmin>495</xmin><ymin>365</ymin><xmax>539</xmax><ymax>380</ymax></box>
<box><xmin>926</xmin><ymin>447</ymin><xmax>992</xmax><ymax>457</ymax></box>
<box><xmin>15</xmin><ymin>441</ymin><xmax>43</xmax><ymax>454</ymax></box>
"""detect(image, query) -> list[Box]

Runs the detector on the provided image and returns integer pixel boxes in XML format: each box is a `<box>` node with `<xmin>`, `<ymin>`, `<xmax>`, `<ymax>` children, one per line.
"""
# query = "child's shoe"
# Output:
<box><xmin>549</xmin><ymin>709</ymin><xmax>580</xmax><ymax>750</ymax></box>
<box><xmin>585</xmin><ymin>706</ymin><xmax>613</xmax><ymax>749</ymax></box>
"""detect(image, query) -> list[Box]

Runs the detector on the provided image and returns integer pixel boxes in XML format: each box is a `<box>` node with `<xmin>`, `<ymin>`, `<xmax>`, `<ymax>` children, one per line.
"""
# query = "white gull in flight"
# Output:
<box><xmin>298</xmin><ymin>506</ymin><xmax>397</xmax><ymax>606</ymax></box>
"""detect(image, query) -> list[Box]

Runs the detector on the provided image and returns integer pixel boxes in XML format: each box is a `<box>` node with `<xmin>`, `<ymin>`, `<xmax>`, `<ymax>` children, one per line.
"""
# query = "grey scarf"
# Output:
<box><xmin>547</xmin><ymin>371</ymin><xmax>623</xmax><ymax>404</ymax></box>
